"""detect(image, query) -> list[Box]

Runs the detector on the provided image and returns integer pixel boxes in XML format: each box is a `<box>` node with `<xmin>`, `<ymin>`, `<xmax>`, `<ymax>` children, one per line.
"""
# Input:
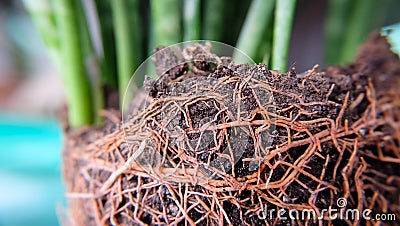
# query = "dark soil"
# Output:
<box><xmin>63</xmin><ymin>32</ymin><xmax>400</xmax><ymax>226</ymax></box>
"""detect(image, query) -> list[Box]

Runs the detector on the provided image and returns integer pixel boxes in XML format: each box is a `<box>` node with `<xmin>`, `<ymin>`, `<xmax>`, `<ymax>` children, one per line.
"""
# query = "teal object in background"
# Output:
<box><xmin>0</xmin><ymin>113</ymin><xmax>64</xmax><ymax>226</ymax></box>
<box><xmin>381</xmin><ymin>22</ymin><xmax>400</xmax><ymax>57</ymax></box>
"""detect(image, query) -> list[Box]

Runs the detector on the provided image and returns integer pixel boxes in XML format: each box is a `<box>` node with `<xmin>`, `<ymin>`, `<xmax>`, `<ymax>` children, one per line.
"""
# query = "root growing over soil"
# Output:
<box><xmin>63</xmin><ymin>32</ymin><xmax>400</xmax><ymax>225</ymax></box>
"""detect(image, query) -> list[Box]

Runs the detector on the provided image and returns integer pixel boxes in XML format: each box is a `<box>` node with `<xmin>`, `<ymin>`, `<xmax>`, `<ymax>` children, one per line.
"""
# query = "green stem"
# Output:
<box><xmin>77</xmin><ymin>0</ymin><xmax>104</xmax><ymax>124</ymax></box>
<box><xmin>53</xmin><ymin>0</ymin><xmax>95</xmax><ymax>127</ymax></box>
<box><xmin>324</xmin><ymin>0</ymin><xmax>353</xmax><ymax>65</ymax></box>
<box><xmin>94</xmin><ymin>0</ymin><xmax>117</xmax><ymax>88</ymax></box>
<box><xmin>339</xmin><ymin>0</ymin><xmax>377</xmax><ymax>64</ymax></box>
<box><xmin>233</xmin><ymin>0</ymin><xmax>275</xmax><ymax>63</ymax></box>
<box><xmin>111</xmin><ymin>0</ymin><xmax>141</xmax><ymax>107</ymax></box>
<box><xmin>150</xmin><ymin>0</ymin><xmax>181</xmax><ymax>46</ymax></box>
<box><xmin>271</xmin><ymin>0</ymin><xmax>296</xmax><ymax>71</ymax></box>
<box><xmin>260</xmin><ymin>25</ymin><xmax>273</xmax><ymax>65</ymax></box>
<box><xmin>146</xmin><ymin>15</ymin><xmax>157</xmax><ymax>78</ymax></box>
<box><xmin>224</xmin><ymin>1</ymin><xmax>252</xmax><ymax>46</ymax></box>
<box><xmin>183</xmin><ymin>0</ymin><xmax>201</xmax><ymax>41</ymax></box>
<box><xmin>202</xmin><ymin>0</ymin><xmax>224</xmax><ymax>41</ymax></box>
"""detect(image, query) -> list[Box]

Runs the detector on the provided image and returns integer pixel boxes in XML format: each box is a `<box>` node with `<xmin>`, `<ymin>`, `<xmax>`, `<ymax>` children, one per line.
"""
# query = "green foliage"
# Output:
<box><xmin>111</xmin><ymin>0</ymin><xmax>142</xmax><ymax>106</ymax></box>
<box><xmin>24</xmin><ymin>0</ymin><xmax>398</xmax><ymax>127</ymax></box>
<box><xmin>271</xmin><ymin>0</ymin><xmax>296</xmax><ymax>71</ymax></box>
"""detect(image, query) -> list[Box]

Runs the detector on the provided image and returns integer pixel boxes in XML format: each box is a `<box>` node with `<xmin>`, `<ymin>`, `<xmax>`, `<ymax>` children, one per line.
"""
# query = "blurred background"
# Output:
<box><xmin>0</xmin><ymin>1</ymin><xmax>64</xmax><ymax>226</ymax></box>
<box><xmin>0</xmin><ymin>0</ymin><xmax>399</xmax><ymax>225</ymax></box>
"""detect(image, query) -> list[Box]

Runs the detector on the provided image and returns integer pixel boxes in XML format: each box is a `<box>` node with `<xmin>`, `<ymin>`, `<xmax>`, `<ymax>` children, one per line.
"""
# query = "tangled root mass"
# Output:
<box><xmin>64</xmin><ymin>33</ymin><xmax>400</xmax><ymax>225</ymax></box>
